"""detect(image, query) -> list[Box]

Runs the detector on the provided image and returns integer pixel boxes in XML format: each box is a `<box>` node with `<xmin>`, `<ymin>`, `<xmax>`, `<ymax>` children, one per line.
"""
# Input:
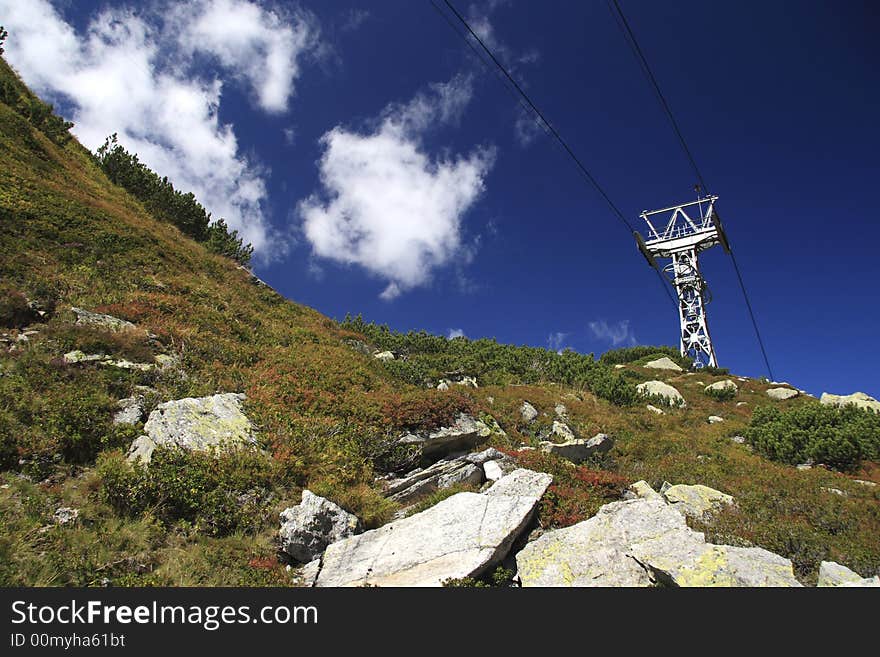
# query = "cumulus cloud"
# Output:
<box><xmin>589</xmin><ymin>320</ymin><xmax>637</xmax><ymax>347</ymax></box>
<box><xmin>174</xmin><ymin>0</ymin><xmax>317</xmax><ymax>114</ymax></box>
<box><xmin>448</xmin><ymin>328</ymin><xmax>466</xmax><ymax>339</ymax></box>
<box><xmin>0</xmin><ymin>0</ymin><xmax>319</xmax><ymax>259</ymax></box>
<box><xmin>547</xmin><ymin>331</ymin><xmax>569</xmax><ymax>354</ymax></box>
<box><xmin>299</xmin><ymin>74</ymin><xmax>495</xmax><ymax>299</ymax></box>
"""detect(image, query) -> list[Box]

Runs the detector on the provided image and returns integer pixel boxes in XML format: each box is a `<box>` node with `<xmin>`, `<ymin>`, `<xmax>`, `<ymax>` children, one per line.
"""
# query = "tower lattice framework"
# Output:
<box><xmin>635</xmin><ymin>195</ymin><xmax>730</xmax><ymax>368</ymax></box>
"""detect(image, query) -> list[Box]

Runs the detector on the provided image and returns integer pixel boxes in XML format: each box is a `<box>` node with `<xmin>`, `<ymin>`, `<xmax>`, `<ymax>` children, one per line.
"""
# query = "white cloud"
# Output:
<box><xmin>299</xmin><ymin>75</ymin><xmax>495</xmax><ymax>299</ymax></box>
<box><xmin>175</xmin><ymin>0</ymin><xmax>317</xmax><ymax>114</ymax></box>
<box><xmin>448</xmin><ymin>328</ymin><xmax>466</xmax><ymax>339</ymax></box>
<box><xmin>547</xmin><ymin>331</ymin><xmax>569</xmax><ymax>354</ymax></box>
<box><xmin>589</xmin><ymin>320</ymin><xmax>637</xmax><ymax>347</ymax></box>
<box><xmin>0</xmin><ymin>0</ymin><xmax>319</xmax><ymax>259</ymax></box>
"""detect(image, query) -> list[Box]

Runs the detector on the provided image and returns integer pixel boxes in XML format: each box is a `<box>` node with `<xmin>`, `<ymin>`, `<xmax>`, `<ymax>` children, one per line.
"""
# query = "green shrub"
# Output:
<box><xmin>95</xmin><ymin>134</ymin><xmax>252</xmax><ymax>264</ymax></box>
<box><xmin>0</xmin><ymin>284</ymin><xmax>35</xmax><ymax>328</ymax></box>
<box><xmin>599</xmin><ymin>345</ymin><xmax>692</xmax><ymax>369</ymax></box>
<box><xmin>705</xmin><ymin>386</ymin><xmax>737</xmax><ymax>402</ymax></box>
<box><xmin>98</xmin><ymin>447</ymin><xmax>284</xmax><ymax>536</ymax></box>
<box><xmin>341</xmin><ymin>315</ymin><xmax>639</xmax><ymax>406</ymax></box>
<box><xmin>745</xmin><ymin>403</ymin><xmax>880</xmax><ymax>472</ymax></box>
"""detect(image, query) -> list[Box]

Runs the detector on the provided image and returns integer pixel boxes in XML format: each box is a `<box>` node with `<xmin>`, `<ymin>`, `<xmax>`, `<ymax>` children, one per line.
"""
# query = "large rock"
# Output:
<box><xmin>766</xmin><ymin>387</ymin><xmax>798</xmax><ymax>400</ymax></box>
<box><xmin>127</xmin><ymin>393</ymin><xmax>257</xmax><ymax>464</ymax></box>
<box><xmin>539</xmin><ymin>433</ymin><xmax>614</xmax><ymax>464</ymax></box>
<box><xmin>279</xmin><ymin>490</ymin><xmax>361</xmax><ymax>563</ymax></box>
<box><xmin>520</xmin><ymin>402</ymin><xmax>538</xmax><ymax>423</ymax></box>
<box><xmin>398</xmin><ymin>413</ymin><xmax>492</xmax><ymax>463</ymax></box>
<box><xmin>517</xmin><ymin>498</ymin><xmax>687</xmax><ymax>587</ymax></box>
<box><xmin>817</xmin><ymin>561</ymin><xmax>880</xmax><ymax>587</ymax></box>
<box><xmin>71</xmin><ymin>307</ymin><xmax>136</xmax><ymax>332</ymax></box>
<box><xmin>820</xmin><ymin>392</ymin><xmax>880</xmax><ymax>413</ymax></box>
<box><xmin>643</xmin><ymin>357</ymin><xmax>683</xmax><ymax>372</ymax></box>
<box><xmin>549</xmin><ymin>420</ymin><xmax>576</xmax><ymax>442</ymax></box>
<box><xmin>628</xmin><ymin>531</ymin><xmax>802</xmax><ymax>587</ymax></box>
<box><xmin>383</xmin><ymin>457</ymin><xmax>484</xmax><ymax>504</ymax></box>
<box><xmin>705</xmin><ymin>380</ymin><xmax>738</xmax><ymax>394</ymax></box>
<box><xmin>637</xmin><ymin>380</ymin><xmax>686</xmax><ymax>407</ymax></box>
<box><xmin>373</xmin><ymin>350</ymin><xmax>395</xmax><ymax>362</ymax></box>
<box><xmin>113</xmin><ymin>395</ymin><xmax>145</xmax><ymax>425</ymax></box>
<box><xmin>517</xmin><ymin>496</ymin><xmax>800</xmax><ymax>587</ymax></box>
<box><xmin>315</xmin><ymin>469</ymin><xmax>551</xmax><ymax>587</ymax></box>
<box><xmin>662</xmin><ymin>484</ymin><xmax>735</xmax><ymax>519</ymax></box>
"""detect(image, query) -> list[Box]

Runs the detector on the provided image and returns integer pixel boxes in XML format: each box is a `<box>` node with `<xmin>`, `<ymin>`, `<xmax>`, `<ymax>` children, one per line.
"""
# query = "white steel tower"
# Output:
<box><xmin>634</xmin><ymin>194</ymin><xmax>730</xmax><ymax>368</ymax></box>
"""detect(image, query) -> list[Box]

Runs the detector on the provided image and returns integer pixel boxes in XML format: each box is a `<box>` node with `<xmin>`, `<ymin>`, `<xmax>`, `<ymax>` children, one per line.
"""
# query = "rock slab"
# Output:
<box><xmin>280</xmin><ymin>490</ymin><xmax>361</xmax><ymax>563</ymax></box>
<box><xmin>637</xmin><ymin>381</ymin><xmax>685</xmax><ymax>407</ymax></box>
<box><xmin>315</xmin><ymin>469</ymin><xmax>551</xmax><ymax>587</ymax></box>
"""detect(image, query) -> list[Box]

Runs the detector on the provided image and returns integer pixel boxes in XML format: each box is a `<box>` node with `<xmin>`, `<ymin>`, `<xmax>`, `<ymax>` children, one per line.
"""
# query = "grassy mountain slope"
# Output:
<box><xmin>1</xmin><ymin>58</ymin><xmax>878</xmax><ymax>586</ymax></box>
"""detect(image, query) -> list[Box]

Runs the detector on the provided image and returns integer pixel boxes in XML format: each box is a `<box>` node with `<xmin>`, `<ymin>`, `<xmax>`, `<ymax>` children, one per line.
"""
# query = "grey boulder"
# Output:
<box><xmin>315</xmin><ymin>469</ymin><xmax>551</xmax><ymax>587</ymax></box>
<box><xmin>127</xmin><ymin>392</ymin><xmax>257</xmax><ymax>464</ymax></box>
<box><xmin>279</xmin><ymin>490</ymin><xmax>361</xmax><ymax>563</ymax></box>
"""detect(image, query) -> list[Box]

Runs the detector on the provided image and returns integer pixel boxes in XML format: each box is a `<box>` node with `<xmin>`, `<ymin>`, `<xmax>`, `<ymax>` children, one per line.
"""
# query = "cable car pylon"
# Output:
<box><xmin>635</xmin><ymin>191</ymin><xmax>730</xmax><ymax>368</ymax></box>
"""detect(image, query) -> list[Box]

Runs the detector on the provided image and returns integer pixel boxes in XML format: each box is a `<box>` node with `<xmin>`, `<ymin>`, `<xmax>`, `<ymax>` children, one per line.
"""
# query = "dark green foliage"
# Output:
<box><xmin>745</xmin><ymin>403</ymin><xmax>880</xmax><ymax>471</ymax></box>
<box><xmin>98</xmin><ymin>448</ymin><xmax>285</xmax><ymax>536</ymax></box>
<box><xmin>598</xmin><ymin>345</ymin><xmax>692</xmax><ymax>369</ymax></box>
<box><xmin>442</xmin><ymin>565</ymin><xmax>515</xmax><ymax>587</ymax></box>
<box><xmin>341</xmin><ymin>315</ymin><xmax>638</xmax><ymax>406</ymax></box>
<box><xmin>705</xmin><ymin>385</ymin><xmax>737</xmax><ymax>402</ymax></box>
<box><xmin>0</xmin><ymin>64</ymin><xmax>73</xmax><ymax>145</ymax></box>
<box><xmin>206</xmin><ymin>218</ymin><xmax>254</xmax><ymax>265</ymax></box>
<box><xmin>0</xmin><ymin>284</ymin><xmax>35</xmax><ymax>328</ymax></box>
<box><xmin>0</xmin><ymin>26</ymin><xmax>7</xmax><ymax>56</ymax></box>
<box><xmin>95</xmin><ymin>134</ymin><xmax>252</xmax><ymax>265</ymax></box>
<box><xmin>701</xmin><ymin>366</ymin><xmax>731</xmax><ymax>376</ymax></box>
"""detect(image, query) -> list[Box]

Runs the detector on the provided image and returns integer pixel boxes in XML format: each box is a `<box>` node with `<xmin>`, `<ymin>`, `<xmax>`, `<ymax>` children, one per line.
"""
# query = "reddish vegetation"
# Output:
<box><xmin>512</xmin><ymin>449</ymin><xmax>629</xmax><ymax>528</ymax></box>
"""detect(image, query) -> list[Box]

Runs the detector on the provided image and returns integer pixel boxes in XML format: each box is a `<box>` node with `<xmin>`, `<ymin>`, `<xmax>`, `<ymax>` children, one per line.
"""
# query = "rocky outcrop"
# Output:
<box><xmin>71</xmin><ymin>307</ymin><xmax>136</xmax><ymax>332</ymax></box>
<box><xmin>382</xmin><ymin>458</ymin><xmax>483</xmax><ymax>504</ymax></box>
<box><xmin>517</xmin><ymin>496</ymin><xmax>800</xmax><ymax>587</ymax></box>
<box><xmin>517</xmin><ymin>498</ymin><xmax>686</xmax><ymax>587</ymax></box>
<box><xmin>62</xmin><ymin>350</ymin><xmax>106</xmax><ymax>364</ymax></box>
<box><xmin>113</xmin><ymin>395</ymin><xmax>145</xmax><ymax>425</ymax></box>
<box><xmin>53</xmin><ymin>507</ymin><xmax>79</xmax><ymax>525</ymax></box>
<box><xmin>661</xmin><ymin>484</ymin><xmax>735</xmax><ymax>519</ymax></box>
<box><xmin>766</xmin><ymin>387</ymin><xmax>798</xmax><ymax>400</ymax></box>
<box><xmin>126</xmin><ymin>393</ymin><xmax>257</xmax><ymax>464</ymax></box>
<box><xmin>820</xmin><ymin>392</ymin><xmax>880</xmax><ymax>413</ymax></box>
<box><xmin>643</xmin><ymin>357</ymin><xmax>683</xmax><ymax>372</ymax></box>
<box><xmin>279</xmin><ymin>490</ymin><xmax>361</xmax><ymax>563</ymax></box>
<box><xmin>520</xmin><ymin>401</ymin><xmax>538</xmax><ymax>423</ymax></box>
<box><xmin>705</xmin><ymin>380</ymin><xmax>737</xmax><ymax>394</ymax></box>
<box><xmin>539</xmin><ymin>433</ymin><xmax>614</xmax><ymax>464</ymax></box>
<box><xmin>398</xmin><ymin>413</ymin><xmax>495</xmax><ymax>464</ymax></box>
<box><xmin>314</xmin><ymin>469</ymin><xmax>551</xmax><ymax>587</ymax></box>
<box><xmin>637</xmin><ymin>381</ymin><xmax>685</xmax><ymax>407</ymax></box>
<box><xmin>548</xmin><ymin>420</ymin><xmax>575</xmax><ymax>442</ymax></box>
<box><xmin>816</xmin><ymin>561</ymin><xmax>880</xmax><ymax>587</ymax></box>
<box><xmin>628</xmin><ymin>480</ymin><xmax>662</xmax><ymax>500</ymax></box>
<box><xmin>629</xmin><ymin>530</ymin><xmax>801</xmax><ymax>587</ymax></box>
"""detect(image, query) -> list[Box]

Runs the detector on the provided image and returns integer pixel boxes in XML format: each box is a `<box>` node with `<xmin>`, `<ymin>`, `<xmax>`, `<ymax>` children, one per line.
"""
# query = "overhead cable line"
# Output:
<box><xmin>436</xmin><ymin>0</ymin><xmax>677</xmax><ymax>306</ymax></box>
<box><xmin>609</xmin><ymin>0</ymin><xmax>775</xmax><ymax>380</ymax></box>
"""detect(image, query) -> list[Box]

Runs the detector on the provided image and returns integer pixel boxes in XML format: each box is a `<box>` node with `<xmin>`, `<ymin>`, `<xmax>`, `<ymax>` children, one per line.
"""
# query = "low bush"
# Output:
<box><xmin>0</xmin><ymin>284</ymin><xmax>35</xmax><ymax>328</ymax></box>
<box><xmin>98</xmin><ymin>447</ymin><xmax>285</xmax><ymax>536</ymax></box>
<box><xmin>705</xmin><ymin>386</ymin><xmax>737</xmax><ymax>402</ymax></box>
<box><xmin>598</xmin><ymin>345</ymin><xmax>692</xmax><ymax>369</ymax></box>
<box><xmin>512</xmin><ymin>449</ymin><xmax>629</xmax><ymax>527</ymax></box>
<box><xmin>745</xmin><ymin>403</ymin><xmax>880</xmax><ymax>472</ymax></box>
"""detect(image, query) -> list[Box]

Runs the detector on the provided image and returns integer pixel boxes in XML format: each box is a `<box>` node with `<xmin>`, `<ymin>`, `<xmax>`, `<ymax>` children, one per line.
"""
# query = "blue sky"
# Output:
<box><xmin>2</xmin><ymin>1</ymin><xmax>878</xmax><ymax>398</ymax></box>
